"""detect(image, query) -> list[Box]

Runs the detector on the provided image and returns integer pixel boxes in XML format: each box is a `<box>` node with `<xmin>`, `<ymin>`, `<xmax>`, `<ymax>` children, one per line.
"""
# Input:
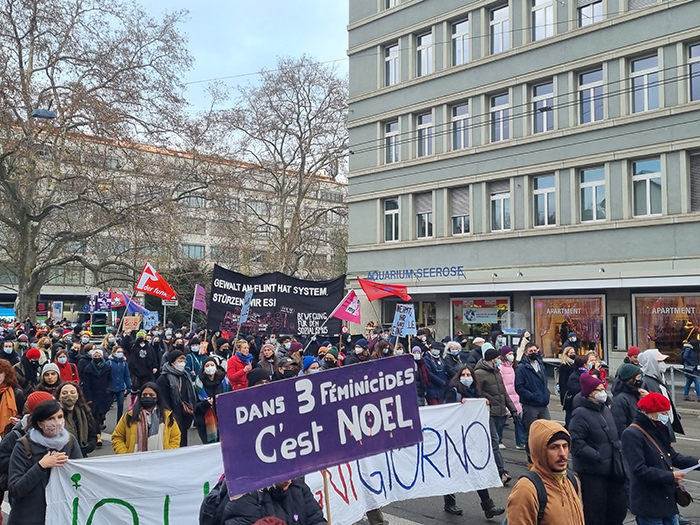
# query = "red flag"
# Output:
<box><xmin>330</xmin><ymin>290</ymin><xmax>361</xmax><ymax>324</ymax></box>
<box><xmin>110</xmin><ymin>290</ymin><xmax>124</xmax><ymax>308</ymax></box>
<box><xmin>134</xmin><ymin>262</ymin><xmax>177</xmax><ymax>301</ymax></box>
<box><xmin>358</xmin><ymin>277</ymin><xmax>411</xmax><ymax>302</ymax></box>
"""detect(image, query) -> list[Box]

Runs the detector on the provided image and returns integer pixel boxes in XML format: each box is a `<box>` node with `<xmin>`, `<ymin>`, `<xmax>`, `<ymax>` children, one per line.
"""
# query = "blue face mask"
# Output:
<box><xmin>571</xmin><ymin>337</ymin><xmax>577</xmax><ymax>343</ymax></box>
<box><xmin>309</xmin><ymin>368</ymin><xmax>319</xmax><ymax>374</ymax></box>
<box><xmin>656</xmin><ymin>413</ymin><xmax>670</xmax><ymax>425</ymax></box>
<box><xmin>450</xmin><ymin>349</ymin><xmax>460</xmax><ymax>356</ymax></box>
<box><xmin>494</xmin><ymin>360</ymin><xmax>501</xmax><ymax>369</ymax></box>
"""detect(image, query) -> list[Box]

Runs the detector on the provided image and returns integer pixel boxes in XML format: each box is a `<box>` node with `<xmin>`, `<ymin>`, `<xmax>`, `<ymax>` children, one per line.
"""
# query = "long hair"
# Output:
<box><xmin>258</xmin><ymin>345</ymin><xmax>278</xmax><ymax>373</ymax></box>
<box><xmin>0</xmin><ymin>359</ymin><xmax>18</xmax><ymax>388</ymax></box>
<box><xmin>126</xmin><ymin>382</ymin><xmax>175</xmax><ymax>427</ymax></box>
<box><xmin>56</xmin><ymin>381</ymin><xmax>95</xmax><ymax>427</ymax></box>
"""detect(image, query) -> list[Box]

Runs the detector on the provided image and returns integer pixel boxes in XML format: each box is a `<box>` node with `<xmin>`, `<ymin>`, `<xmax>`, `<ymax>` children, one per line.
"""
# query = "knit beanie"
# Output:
<box><xmin>355</xmin><ymin>338</ymin><xmax>368</xmax><ymax>350</ymax></box>
<box><xmin>247</xmin><ymin>368</ymin><xmax>270</xmax><ymax>387</ymax></box>
<box><xmin>42</xmin><ymin>362</ymin><xmax>60</xmax><ymax>377</ymax></box>
<box><xmin>627</xmin><ymin>346</ymin><xmax>641</xmax><ymax>357</ymax></box>
<box><xmin>484</xmin><ymin>348</ymin><xmax>500</xmax><ymax>362</ymax></box>
<box><xmin>25</xmin><ymin>348</ymin><xmax>41</xmax><ymax>360</ymax></box>
<box><xmin>580</xmin><ymin>373</ymin><xmax>603</xmax><ymax>397</ymax></box>
<box><xmin>302</xmin><ymin>355</ymin><xmax>319</xmax><ymax>373</ymax></box>
<box><xmin>548</xmin><ymin>430</ymin><xmax>571</xmax><ymax>446</ymax></box>
<box><xmin>618</xmin><ymin>363</ymin><xmax>641</xmax><ymax>382</ymax></box>
<box><xmin>326</xmin><ymin>346</ymin><xmax>339</xmax><ymax>358</ymax></box>
<box><xmin>26</xmin><ymin>391</ymin><xmax>54</xmax><ymax>414</ymax></box>
<box><xmin>260</xmin><ymin>343</ymin><xmax>275</xmax><ymax>354</ymax></box>
<box><xmin>216</xmin><ymin>337</ymin><xmax>228</xmax><ymax>348</ymax></box>
<box><xmin>167</xmin><ymin>349</ymin><xmax>185</xmax><ymax>364</ymax></box>
<box><xmin>500</xmin><ymin>345</ymin><xmax>514</xmax><ymax>358</ymax></box>
<box><xmin>289</xmin><ymin>341</ymin><xmax>304</xmax><ymax>354</ymax></box>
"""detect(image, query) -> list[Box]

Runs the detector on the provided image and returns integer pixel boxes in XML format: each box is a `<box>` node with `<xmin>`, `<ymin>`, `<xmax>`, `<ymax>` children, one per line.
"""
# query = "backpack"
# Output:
<box><xmin>502</xmin><ymin>470</ymin><xmax>579</xmax><ymax>525</ymax></box>
<box><xmin>199</xmin><ymin>476</ymin><xmax>230</xmax><ymax>525</ymax></box>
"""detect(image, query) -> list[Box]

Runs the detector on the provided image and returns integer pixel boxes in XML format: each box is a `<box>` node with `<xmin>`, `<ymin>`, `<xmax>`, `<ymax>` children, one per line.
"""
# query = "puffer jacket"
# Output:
<box><xmin>423</xmin><ymin>353</ymin><xmax>447</xmax><ymax>401</ymax></box>
<box><xmin>515</xmin><ymin>355</ymin><xmax>550</xmax><ymax>407</ymax></box>
<box><xmin>568</xmin><ymin>393</ymin><xmax>620</xmax><ymax>477</ymax></box>
<box><xmin>473</xmin><ymin>359</ymin><xmax>516</xmax><ymax>417</ymax></box>
<box><xmin>499</xmin><ymin>361</ymin><xmax>522</xmax><ymax>414</ymax></box>
<box><xmin>610</xmin><ymin>378</ymin><xmax>642</xmax><ymax>439</ymax></box>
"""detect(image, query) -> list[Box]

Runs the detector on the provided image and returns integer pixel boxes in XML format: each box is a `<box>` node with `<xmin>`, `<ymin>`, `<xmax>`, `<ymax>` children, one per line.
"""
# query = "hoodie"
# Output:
<box><xmin>639</xmin><ymin>349</ymin><xmax>683</xmax><ymax>438</ymax></box>
<box><xmin>506</xmin><ymin>420</ymin><xmax>585</xmax><ymax>525</ymax></box>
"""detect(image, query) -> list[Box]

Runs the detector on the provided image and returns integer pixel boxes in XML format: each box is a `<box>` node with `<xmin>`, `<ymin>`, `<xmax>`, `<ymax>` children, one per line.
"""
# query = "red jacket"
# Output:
<box><xmin>56</xmin><ymin>359</ymin><xmax>79</xmax><ymax>384</ymax></box>
<box><xmin>226</xmin><ymin>354</ymin><xmax>250</xmax><ymax>391</ymax></box>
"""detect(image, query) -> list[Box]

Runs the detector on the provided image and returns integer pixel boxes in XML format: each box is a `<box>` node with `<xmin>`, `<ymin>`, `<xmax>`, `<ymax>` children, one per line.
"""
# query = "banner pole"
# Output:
<box><xmin>322</xmin><ymin>469</ymin><xmax>332</xmax><ymax>525</ymax></box>
<box><xmin>189</xmin><ymin>286</ymin><xmax>196</xmax><ymax>333</ymax></box>
<box><xmin>368</xmin><ymin>299</ymin><xmax>383</xmax><ymax>326</ymax></box>
<box><xmin>116</xmin><ymin>287</ymin><xmax>137</xmax><ymax>335</ymax></box>
<box><xmin>302</xmin><ymin>290</ymin><xmax>351</xmax><ymax>354</ymax></box>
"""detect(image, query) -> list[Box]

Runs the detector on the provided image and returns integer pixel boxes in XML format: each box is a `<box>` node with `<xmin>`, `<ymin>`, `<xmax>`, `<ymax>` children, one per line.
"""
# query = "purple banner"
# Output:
<box><xmin>96</xmin><ymin>291</ymin><xmax>112</xmax><ymax>311</ymax></box>
<box><xmin>217</xmin><ymin>355</ymin><xmax>423</xmax><ymax>497</ymax></box>
<box><xmin>88</xmin><ymin>295</ymin><xmax>97</xmax><ymax>313</ymax></box>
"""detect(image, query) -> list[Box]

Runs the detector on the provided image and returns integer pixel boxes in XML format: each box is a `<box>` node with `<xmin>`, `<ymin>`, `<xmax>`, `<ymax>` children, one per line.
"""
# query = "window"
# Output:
<box><xmin>628</xmin><ymin>0</ymin><xmax>657</xmax><ymax>10</ymax></box>
<box><xmin>452</xmin><ymin>19</ymin><xmax>469</xmax><ymax>66</ymax></box>
<box><xmin>384</xmin><ymin>198</ymin><xmax>399</xmax><ymax>242</ymax></box>
<box><xmin>533</xmin><ymin>82</ymin><xmax>554</xmax><ymax>134</ymax></box>
<box><xmin>416</xmin><ymin>113</ymin><xmax>433</xmax><ymax>157</ymax></box>
<box><xmin>385</xmin><ymin>0</ymin><xmax>399</xmax><ymax>7</ymax></box>
<box><xmin>490</xmin><ymin>5</ymin><xmax>510</xmax><ymax>54</ymax></box>
<box><xmin>632</xmin><ymin>158</ymin><xmax>662</xmax><ymax>217</ymax></box>
<box><xmin>690</xmin><ymin>153</ymin><xmax>700</xmax><ymax>213</ymax></box>
<box><xmin>580</xmin><ymin>167</ymin><xmax>606</xmax><ymax>221</ymax></box>
<box><xmin>416</xmin><ymin>32</ymin><xmax>433</xmax><ymax>76</ymax></box>
<box><xmin>183</xmin><ymin>244</ymin><xmax>205</xmax><ymax>260</ymax></box>
<box><xmin>631</xmin><ymin>55</ymin><xmax>659</xmax><ymax>113</ymax></box>
<box><xmin>385</xmin><ymin>121</ymin><xmax>399</xmax><ymax>164</ymax></box>
<box><xmin>452</xmin><ymin>103</ymin><xmax>469</xmax><ymax>150</ymax></box>
<box><xmin>533</xmin><ymin>175</ymin><xmax>556</xmax><ymax>226</ymax></box>
<box><xmin>415</xmin><ymin>193</ymin><xmax>433</xmax><ymax>238</ymax></box>
<box><xmin>689</xmin><ymin>44</ymin><xmax>700</xmax><ymax>102</ymax></box>
<box><xmin>579</xmin><ymin>69</ymin><xmax>604</xmax><ymax>123</ymax></box>
<box><xmin>451</xmin><ymin>187</ymin><xmax>470</xmax><ymax>235</ymax></box>
<box><xmin>490</xmin><ymin>180</ymin><xmax>511</xmax><ymax>231</ymax></box>
<box><xmin>384</xmin><ymin>44</ymin><xmax>399</xmax><ymax>87</ymax></box>
<box><xmin>578</xmin><ymin>1</ymin><xmax>603</xmax><ymax>27</ymax></box>
<box><xmin>532</xmin><ymin>0</ymin><xmax>554</xmax><ymax>42</ymax></box>
<box><xmin>490</xmin><ymin>93</ymin><xmax>510</xmax><ymax>142</ymax></box>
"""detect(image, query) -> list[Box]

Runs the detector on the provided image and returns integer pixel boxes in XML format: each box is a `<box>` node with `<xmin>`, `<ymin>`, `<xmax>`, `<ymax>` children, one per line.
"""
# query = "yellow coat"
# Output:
<box><xmin>111</xmin><ymin>408</ymin><xmax>181</xmax><ymax>454</ymax></box>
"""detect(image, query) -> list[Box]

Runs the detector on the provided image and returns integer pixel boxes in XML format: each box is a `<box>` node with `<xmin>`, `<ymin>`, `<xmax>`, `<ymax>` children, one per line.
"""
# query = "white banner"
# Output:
<box><xmin>46</xmin><ymin>401</ymin><xmax>499</xmax><ymax>525</ymax></box>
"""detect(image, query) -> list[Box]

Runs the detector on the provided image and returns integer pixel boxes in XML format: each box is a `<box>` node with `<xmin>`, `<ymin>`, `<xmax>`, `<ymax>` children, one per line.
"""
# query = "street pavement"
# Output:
<box><xmin>6</xmin><ymin>384</ymin><xmax>700</xmax><ymax>523</ymax></box>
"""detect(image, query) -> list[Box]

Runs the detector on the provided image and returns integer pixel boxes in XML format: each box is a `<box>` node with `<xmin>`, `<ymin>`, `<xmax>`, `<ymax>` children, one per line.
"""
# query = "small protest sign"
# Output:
<box><xmin>239</xmin><ymin>288</ymin><xmax>254</xmax><ymax>324</ymax></box>
<box><xmin>390</xmin><ymin>303</ymin><xmax>416</xmax><ymax>337</ymax></box>
<box><xmin>143</xmin><ymin>311</ymin><xmax>159</xmax><ymax>330</ymax></box>
<box><xmin>217</xmin><ymin>355</ymin><xmax>423</xmax><ymax>496</ymax></box>
<box><xmin>122</xmin><ymin>316</ymin><xmax>140</xmax><ymax>333</ymax></box>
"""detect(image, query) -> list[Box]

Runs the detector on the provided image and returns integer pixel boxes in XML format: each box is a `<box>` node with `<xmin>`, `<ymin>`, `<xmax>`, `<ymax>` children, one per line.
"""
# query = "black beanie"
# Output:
<box><xmin>484</xmin><ymin>348</ymin><xmax>500</xmax><ymax>362</ymax></box>
<box><xmin>216</xmin><ymin>337</ymin><xmax>228</xmax><ymax>348</ymax></box>
<box><xmin>167</xmin><ymin>349</ymin><xmax>185</xmax><ymax>364</ymax></box>
<box><xmin>247</xmin><ymin>368</ymin><xmax>270</xmax><ymax>387</ymax></box>
<box><xmin>548</xmin><ymin>431</ymin><xmax>571</xmax><ymax>446</ymax></box>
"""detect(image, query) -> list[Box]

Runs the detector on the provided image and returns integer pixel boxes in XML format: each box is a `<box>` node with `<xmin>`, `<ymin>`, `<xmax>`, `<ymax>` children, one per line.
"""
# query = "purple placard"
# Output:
<box><xmin>88</xmin><ymin>295</ymin><xmax>97</xmax><ymax>314</ymax></box>
<box><xmin>96</xmin><ymin>291</ymin><xmax>111</xmax><ymax>311</ymax></box>
<box><xmin>217</xmin><ymin>355</ymin><xmax>423</xmax><ymax>497</ymax></box>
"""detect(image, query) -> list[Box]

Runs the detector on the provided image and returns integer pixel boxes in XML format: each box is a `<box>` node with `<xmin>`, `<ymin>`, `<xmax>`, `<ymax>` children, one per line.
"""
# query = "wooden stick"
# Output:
<box><xmin>322</xmin><ymin>469</ymin><xmax>332</xmax><ymax>525</ymax></box>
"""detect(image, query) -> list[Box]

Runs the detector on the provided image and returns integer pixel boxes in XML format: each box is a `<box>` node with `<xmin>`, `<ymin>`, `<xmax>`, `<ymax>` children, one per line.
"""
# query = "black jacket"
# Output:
<box><xmin>82</xmin><ymin>361</ymin><xmax>113</xmax><ymax>415</ymax></box>
<box><xmin>641</xmin><ymin>375</ymin><xmax>683</xmax><ymax>438</ymax></box>
<box><xmin>464</xmin><ymin>347</ymin><xmax>482</xmax><ymax>370</ymax></box>
<box><xmin>444</xmin><ymin>354</ymin><xmax>462</xmax><ymax>383</ymax></box>
<box><xmin>558</xmin><ymin>362</ymin><xmax>576</xmax><ymax>404</ymax></box>
<box><xmin>127</xmin><ymin>342</ymin><xmax>158</xmax><ymax>380</ymax></box>
<box><xmin>222</xmin><ymin>479</ymin><xmax>327</xmax><ymax>525</ymax></box>
<box><xmin>13</xmin><ymin>357</ymin><xmax>40</xmax><ymax>395</ymax></box>
<box><xmin>564</xmin><ymin>368</ymin><xmax>585</xmax><ymax>412</ymax></box>
<box><xmin>621</xmin><ymin>413</ymin><xmax>698</xmax><ymax>519</ymax></box>
<box><xmin>8</xmin><ymin>433</ymin><xmax>82</xmax><ymax>525</ymax></box>
<box><xmin>610</xmin><ymin>378</ymin><xmax>641</xmax><ymax>439</ymax></box>
<box><xmin>568</xmin><ymin>393</ymin><xmax>620</xmax><ymax>477</ymax></box>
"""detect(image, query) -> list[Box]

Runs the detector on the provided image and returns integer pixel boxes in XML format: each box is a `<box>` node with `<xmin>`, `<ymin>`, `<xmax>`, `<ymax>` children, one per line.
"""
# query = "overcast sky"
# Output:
<box><xmin>142</xmin><ymin>0</ymin><xmax>349</xmax><ymax>110</ymax></box>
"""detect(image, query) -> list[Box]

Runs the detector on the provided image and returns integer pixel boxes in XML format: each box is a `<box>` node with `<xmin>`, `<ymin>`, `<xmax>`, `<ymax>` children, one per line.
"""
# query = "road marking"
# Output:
<box><xmin>676</xmin><ymin>435</ymin><xmax>700</xmax><ymax>443</ymax></box>
<box><xmin>384</xmin><ymin>513</ymin><xmax>425</xmax><ymax>525</ymax></box>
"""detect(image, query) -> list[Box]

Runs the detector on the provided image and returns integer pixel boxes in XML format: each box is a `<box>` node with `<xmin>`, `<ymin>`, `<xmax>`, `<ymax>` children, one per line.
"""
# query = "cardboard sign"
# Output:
<box><xmin>390</xmin><ymin>304</ymin><xmax>416</xmax><ymax>337</ymax></box>
<box><xmin>122</xmin><ymin>316</ymin><xmax>141</xmax><ymax>333</ymax></box>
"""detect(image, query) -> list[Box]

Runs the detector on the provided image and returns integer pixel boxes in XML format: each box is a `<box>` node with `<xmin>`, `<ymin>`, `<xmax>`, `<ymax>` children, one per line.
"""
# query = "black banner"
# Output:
<box><xmin>208</xmin><ymin>265</ymin><xmax>345</xmax><ymax>338</ymax></box>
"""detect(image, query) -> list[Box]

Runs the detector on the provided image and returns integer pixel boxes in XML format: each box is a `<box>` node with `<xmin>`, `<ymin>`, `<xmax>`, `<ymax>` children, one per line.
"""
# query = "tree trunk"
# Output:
<box><xmin>14</xmin><ymin>277</ymin><xmax>42</xmax><ymax>321</ymax></box>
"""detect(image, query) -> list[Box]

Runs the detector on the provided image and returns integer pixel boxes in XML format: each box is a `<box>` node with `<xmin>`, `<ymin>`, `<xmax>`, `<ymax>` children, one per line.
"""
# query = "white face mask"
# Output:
<box><xmin>506</xmin><ymin>354</ymin><xmax>514</xmax><ymax>362</ymax></box>
<box><xmin>658</xmin><ymin>362</ymin><xmax>669</xmax><ymax>374</ymax></box>
<box><xmin>174</xmin><ymin>362</ymin><xmax>186</xmax><ymax>372</ymax></box>
<box><xmin>460</xmin><ymin>377</ymin><xmax>474</xmax><ymax>387</ymax></box>
<box><xmin>593</xmin><ymin>390</ymin><xmax>608</xmax><ymax>404</ymax></box>
<box><xmin>412</xmin><ymin>353</ymin><xmax>421</xmax><ymax>361</ymax></box>
<box><xmin>191</xmin><ymin>346</ymin><xmax>199</xmax><ymax>352</ymax></box>
<box><xmin>204</xmin><ymin>366</ymin><xmax>217</xmax><ymax>376</ymax></box>
<box><xmin>40</xmin><ymin>418</ymin><xmax>65</xmax><ymax>437</ymax></box>
<box><xmin>430</xmin><ymin>349</ymin><xmax>440</xmax><ymax>357</ymax></box>
<box><xmin>354</xmin><ymin>347</ymin><xmax>364</xmax><ymax>355</ymax></box>
<box><xmin>395</xmin><ymin>349</ymin><xmax>404</xmax><ymax>355</ymax></box>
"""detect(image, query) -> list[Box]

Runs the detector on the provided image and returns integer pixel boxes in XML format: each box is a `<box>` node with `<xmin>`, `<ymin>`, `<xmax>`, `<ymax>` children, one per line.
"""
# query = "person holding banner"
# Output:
<box><xmin>194</xmin><ymin>356</ymin><xmax>230</xmax><ymax>444</ymax></box>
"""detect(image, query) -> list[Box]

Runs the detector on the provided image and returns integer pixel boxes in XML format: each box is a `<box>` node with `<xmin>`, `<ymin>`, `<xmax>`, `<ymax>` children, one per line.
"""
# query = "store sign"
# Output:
<box><xmin>366</xmin><ymin>266</ymin><xmax>465</xmax><ymax>281</ymax></box>
<box><xmin>463</xmin><ymin>307</ymin><xmax>499</xmax><ymax>324</ymax></box>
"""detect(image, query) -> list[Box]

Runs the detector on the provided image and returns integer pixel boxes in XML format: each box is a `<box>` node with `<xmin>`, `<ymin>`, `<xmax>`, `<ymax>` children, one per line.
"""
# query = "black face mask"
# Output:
<box><xmin>528</xmin><ymin>353</ymin><xmax>539</xmax><ymax>361</ymax></box>
<box><xmin>325</xmin><ymin>361</ymin><xmax>338</xmax><ymax>369</ymax></box>
<box><xmin>136</xmin><ymin>337</ymin><xmax>144</xmax><ymax>344</ymax></box>
<box><xmin>140</xmin><ymin>397</ymin><xmax>157</xmax><ymax>409</ymax></box>
<box><xmin>634</xmin><ymin>379</ymin><xmax>643</xmax><ymax>388</ymax></box>
<box><xmin>268</xmin><ymin>486</ymin><xmax>287</xmax><ymax>501</ymax></box>
<box><xmin>283</xmin><ymin>369</ymin><xmax>296</xmax><ymax>378</ymax></box>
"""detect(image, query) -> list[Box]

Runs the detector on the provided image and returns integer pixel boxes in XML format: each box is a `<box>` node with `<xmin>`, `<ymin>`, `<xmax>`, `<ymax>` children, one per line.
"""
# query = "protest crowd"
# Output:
<box><xmin>0</xmin><ymin>314</ymin><xmax>698</xmax><ymax>525</ymax></box>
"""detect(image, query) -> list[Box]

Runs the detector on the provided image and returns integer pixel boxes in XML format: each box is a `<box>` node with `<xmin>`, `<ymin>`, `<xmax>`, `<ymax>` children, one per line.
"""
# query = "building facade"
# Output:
<box><xmin>347</xmin><ymin>0</ymin><xmax>700</xmax><ymax>366</ymax></box>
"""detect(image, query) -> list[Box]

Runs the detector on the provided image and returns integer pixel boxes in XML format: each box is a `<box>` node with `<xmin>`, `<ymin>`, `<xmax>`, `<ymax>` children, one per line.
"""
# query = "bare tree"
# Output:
<box><xmin>0</xmin><ymin>0</ymin><xmax>220</xmax><ymax>319</ymax></box>
<box><xmin>224</xmin><ymin>55</ymin><xmax>349</xmax><ymax>278</ymax></box>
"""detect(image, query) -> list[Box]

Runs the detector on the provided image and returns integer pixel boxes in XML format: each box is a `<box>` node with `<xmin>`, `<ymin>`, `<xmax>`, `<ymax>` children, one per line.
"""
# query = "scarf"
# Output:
<box><xmin>236</xmin><ymin>352</ymin><xmax>253</xmax><ymax>365</ymax></box>
<box><xmin>0</xmin><ymin>384</ymin><xmax>17</xmax><ymax>436</ymax></box>
<box><xmin>64</xmin><ymin>407</ymin><xmax>89</xmax><ymax>446</ymax></box>
<box><xmin>27</xmin><ymin>427</ymin><xmax>70</xmax><ymax>450</ymax></box>
<box><xmin>163</xmin><ymin>363</ymin><xmax>195</xmax><ymax>410</ymax></box>
<box><xmin>415</xmin><ymin>358</ymin><xmax>430</xmax><ymax>387</ymax></box>
<box><xmin>136</xmin><ymin>408</ymin><xmax>161</xmax><ymax>452</ymax></box>
<box><xmin>91</xmin><ymin>359</ymin><xmax>106</xmax><ymax>372</ymax></box>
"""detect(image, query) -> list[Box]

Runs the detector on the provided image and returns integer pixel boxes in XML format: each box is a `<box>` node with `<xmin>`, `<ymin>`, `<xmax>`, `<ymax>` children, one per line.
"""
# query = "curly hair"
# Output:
<box><xmin>0</xmin><ymin>359</ymin><xmax>19</xmax><ymax>388</ymax></box>
<box><xmin>37</xmin><ymin>336</ymin><xmax>52</xmax><ymax>350</ymax></box>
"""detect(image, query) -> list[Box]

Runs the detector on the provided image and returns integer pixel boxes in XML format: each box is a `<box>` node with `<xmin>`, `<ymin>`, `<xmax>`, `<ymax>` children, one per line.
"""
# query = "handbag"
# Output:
<box><xmin>599</xmin><ymin>413</ymin><xmax>625</xmax><ymax>480</ymax></box>
<box><xmin>630</xmin><ymin>424</ymin><xmax>694</xmax><ymax>507</ymax></box>
<box><xmin>181</xmin><ymin>401</ymin><xmax>194</xmax><ymax>417</ymax></box>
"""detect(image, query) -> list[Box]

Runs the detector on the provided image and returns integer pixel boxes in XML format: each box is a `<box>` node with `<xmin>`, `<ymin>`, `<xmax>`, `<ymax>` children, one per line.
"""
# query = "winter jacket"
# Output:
<box><xmin>464</xmin><ymin>347</ymin><xmax>483</xmax><ymax>370</ymax></box>
<box><xmin>473</xmin><ymin>360</ymin><xmax>516</xmax><ymax>417</ymax></box>
<box><xmin>423</xmin><ymin>353</ymin><xmax>447</xmax><ymax>401</ymax></box>
<box><xmin>109</xmin><ymin>356</ymin><xmax>131</xmax><ymax>393</ymax></box>
<box><xmin>622</xmin><ymin>412</ymin><xmax>698</xmax><ymax>519</ymax></box>
<box><xmin>568</xmin><ymin>394</ymin><xmax>621</xmax><ymax>477</ymax></box>
<box><xmin>445</xmin><ymin>381</ymin><xmax>479</xmax><ymax>404</ymax></box>
<box><xmin>499</xmin><ymin>361</ymin><xmax>522</xmax><ymax>414</ymax></box>
<box><xmin>186</xmin><ymin>351</ymin><xmax>207</xmax><ymax>382</ymax></box>
<box><xmin>156</xmin><ymin>364</ymin><xmax>197</xmax><ymax>430</ymax></box>
<box><xmin>505</xmin><ymin>420</ymin><xmax>584</xmax><ymax>525</ymax></box>
<box><xmin>7</xmin><ymin>433</ymin><xmax>82</xmax><ymax>525</ymax></box>
<box><xmin>127</xmin><ymin>343</ymin><xmax>158</xmax><ymax>381</ymax></box>
<box><xmin>82</xmin><ymin>361</ymin><xmax>113</xmax><ymax>415</ymax></box>
<box><xmin>515</xmin><ymin>356</ymin><xmax>550</xmax><ymax>407</ymax></box>
<box><xmin>221</xmin><ymin>479</ymin><xmax>327</xmax><ymax>525</ymax></box>
<box><xmin>610</xmin><ymin>378</ymin><xmax>642</xmax><ymax>439</ymax></box>
<box><xmin>226</xmin><ymin>354</ymin><xmax>252</xmax><ymax>391</ymax></box>
<box><xmin>0</xmin><ymin>351</ymin><xmax>19</xmax><ymax>367</ymax></box>
<box><xmin>55</xmin><ymin>359</ymin><xmax>79</xmax><ymax>384</ymax></box>
<box><xmin>111</xmin><ymin>408</ymin><xmax>181</xmax><ymax>454</ymax></box>
<box><xmin>443</xmin><ymin>353</ymin><xmax>462</xmax><ymax>383</ymax></box>
<box><xmin>641</xmin><ymin>373</ymin><xmax>683</xmax><ymax>438</ymax></box>
<box><xmin>13</xmin><ymin>357</ymin><xmax>40</xmax><ymax>395</ymax></box>
<box><xmin>343</xmin><ymin>351</ymin><xmax>370</xmax><ymax>366</ymax></box>
<box><xmin>564</xmin><ymin>368</ymin><xmax>585</xmax><ymax>412</ymax></box>
<box><xmin>64</xmin><ymin>406</ymin><xmax>98</xmax><ymax>457</ymax></box>
<box><xmin>681</xmin><ymin>343</ymin><xmax>698</xmax><ymax>374</ymax></box>
<box><xmin>76</xmin><ymin>354</ymin><xmax>92</xmax><ymax>382</ymax></box>
<box><xmin>193</xmin><ymin>368</ymin><xmax>231</xmax><ymax>444</ymax></box>
<box><xmin>558</xmin><ymin>362</ymin><xmax>576</xmax><ymax>404</ymax></box>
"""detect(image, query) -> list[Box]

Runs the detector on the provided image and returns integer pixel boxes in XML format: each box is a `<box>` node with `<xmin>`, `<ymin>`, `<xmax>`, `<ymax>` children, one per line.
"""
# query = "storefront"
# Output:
<box><xmin>633</xmin><ymin>294</ymin><xmax>700</xmax><ymax>363</ymax></box>
<box><xmin>450</xmin><ymin>297</ymin><xmax>510</xmax><ymax>340</ymax></box>
<box><xmin>532</xmin><ymin>295</ymin><xmax>605</xmax><ymax>359</ymax></box>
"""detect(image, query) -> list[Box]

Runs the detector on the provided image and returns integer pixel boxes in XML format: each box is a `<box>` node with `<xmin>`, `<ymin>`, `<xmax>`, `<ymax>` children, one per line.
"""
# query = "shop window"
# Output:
<box><xmin>634</xmin><ymin>295</ymin><xmax>700</xmax><ymax>363</ymax></box>
<box><xmin>451</xmin><ymin>298</ymin><xmax>510</xmax><ymax>339</ymax></box>
<box><xmin>532</xmin><ymin>296</ymin><xmax>605</xmax><ymax>359</ymax></box>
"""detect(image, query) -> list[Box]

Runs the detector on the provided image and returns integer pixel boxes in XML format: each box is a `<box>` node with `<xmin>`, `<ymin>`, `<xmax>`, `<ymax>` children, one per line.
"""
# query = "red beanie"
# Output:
<box><xmin>627</xmin><ymin>346</ymin><xmax>641</xmax><ymax>357</ymax></box>
<box><xmin>580</xmin><ymin>372</ymin><xmax>603</xmax><ymax>397</ymax></box>
<box><xmin>25</xmin><ymin>391</ymin><xmax>54</xmax><ymax>414</ymax></box>
<box><xmin>25</xmin><ymin>348</ymin><xmax>41</xmax><ymax>360</ymax></box>
<box><xmin>638</xmin><ymin>392</ymin><xmax>671</xmax><ymax>414</ymax></box>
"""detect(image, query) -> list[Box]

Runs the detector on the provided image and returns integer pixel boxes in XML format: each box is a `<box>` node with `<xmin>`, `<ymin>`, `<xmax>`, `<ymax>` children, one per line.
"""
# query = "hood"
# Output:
<box><xmin>529</xmin><ymin>419</ymin><xmax>571</xmax><ymax>481</ymax></box>
<box><xmin>638</xmin><ymin>349</ymin><xmax>661</xmax><ymax>379</ymax></box>
<box><xmin>475</xmin><ymin>359</ymin><xmax>494</xmax><ymax>372</ymax></box>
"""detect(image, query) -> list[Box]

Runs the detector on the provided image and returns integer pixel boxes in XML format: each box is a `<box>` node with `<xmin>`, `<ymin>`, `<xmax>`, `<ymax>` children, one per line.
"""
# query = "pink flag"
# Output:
<box><xmin>193</xmin><ymin>284</ymin><xmax>207</xmax><ymax>313</ymax></box>
<box><xmin>330</xmin><ymin>290</ymin><xmax>361</xmax><ymax>324</ymax></box>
